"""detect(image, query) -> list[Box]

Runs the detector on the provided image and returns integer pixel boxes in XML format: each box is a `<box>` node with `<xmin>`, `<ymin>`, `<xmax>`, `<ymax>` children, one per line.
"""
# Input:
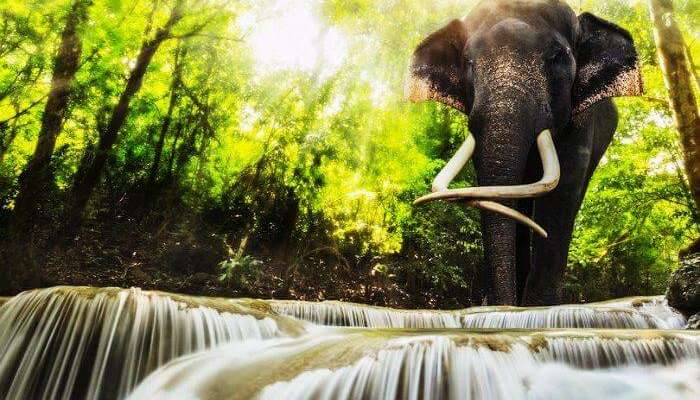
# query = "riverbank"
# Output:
<box><xmin>0</xmin><ymin>206</ymin><xmax>685</xmax><ymax>309</ymax></box>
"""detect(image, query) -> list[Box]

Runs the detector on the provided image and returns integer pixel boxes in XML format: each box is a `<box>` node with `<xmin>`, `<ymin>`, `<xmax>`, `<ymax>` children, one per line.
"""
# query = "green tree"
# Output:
<box><xmin>66</xmin><ymin>0</ymin><xmax>219</xmax><ymax>230</ymax></box>
<box><xmin>648</xmin><ymin>0</ymin><xmax>700</xmax><ymax>254</ymax></box>
<box><xmin>12</xmin><ymin>0</ymin><xmax>92</xmax><ymax>234</ymax></box>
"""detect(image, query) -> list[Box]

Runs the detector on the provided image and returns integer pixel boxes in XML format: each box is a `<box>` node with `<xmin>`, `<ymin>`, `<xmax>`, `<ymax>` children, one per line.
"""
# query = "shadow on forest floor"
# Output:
<box><xmin>0</xmin><ymin>212</ymin><xmax>472</xmax><ymax>310</ymax></box>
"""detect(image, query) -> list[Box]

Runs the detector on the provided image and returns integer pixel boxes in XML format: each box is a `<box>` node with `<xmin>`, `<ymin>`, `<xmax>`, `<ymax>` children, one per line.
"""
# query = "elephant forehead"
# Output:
<box><xmin>466</xmin><ymin>0</ymin><xmax>578</xmax><ymax>45</ymax></box>
<box><xmin>475</xmin><ymin>48</ymin><xmax>549</xmax><ymax>98</ymax></box>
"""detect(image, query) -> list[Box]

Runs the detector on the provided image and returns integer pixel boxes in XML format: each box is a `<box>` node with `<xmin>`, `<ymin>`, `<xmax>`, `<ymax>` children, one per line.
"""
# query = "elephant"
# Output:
<box><xmin>406</xmin><ymin>0</ymin><xmax>643</xmax><ymax>305</ymax></box>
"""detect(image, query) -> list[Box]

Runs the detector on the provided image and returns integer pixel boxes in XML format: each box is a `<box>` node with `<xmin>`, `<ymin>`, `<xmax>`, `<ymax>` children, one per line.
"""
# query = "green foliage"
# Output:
<box><xmin>218</xmin><ymin>254</ymin><xmax>263</xmax><ymax>289</ymax></box>
<box><xmin>0</xmin><ymin>0</ymin><xmax>697</xmax><ymax>303</ymax></box>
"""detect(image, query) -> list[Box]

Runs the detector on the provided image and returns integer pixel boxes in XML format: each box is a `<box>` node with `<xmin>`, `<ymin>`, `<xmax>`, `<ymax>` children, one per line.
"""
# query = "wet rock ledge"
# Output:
<box><xmin>666</xmin><ymin>253</ymin><xmax>700</xmax><ymax>328</ymax></box>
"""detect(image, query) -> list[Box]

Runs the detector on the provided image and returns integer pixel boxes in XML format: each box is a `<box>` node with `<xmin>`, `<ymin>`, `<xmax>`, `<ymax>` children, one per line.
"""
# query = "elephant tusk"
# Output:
<box><xmin>466</xmin><ymin>200</ymin><xmax>548</xmax><ymax>238</ymax></box>
<box><xmin>431</xmin><ymin>134</ymin><xmax>476</xmax><ymax>192</ymax></box>
<box><xmin>414</xmin><ymin>129</ymin><xmax>560</xmax><ymax>205</ymax></box>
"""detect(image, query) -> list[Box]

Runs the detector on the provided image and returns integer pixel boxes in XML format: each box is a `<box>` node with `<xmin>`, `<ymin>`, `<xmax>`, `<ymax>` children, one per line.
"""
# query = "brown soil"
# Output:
<box><xmin>1</xmin><ymin>215</ymin><xmax>462</xmax><ymax>310</ymax></box>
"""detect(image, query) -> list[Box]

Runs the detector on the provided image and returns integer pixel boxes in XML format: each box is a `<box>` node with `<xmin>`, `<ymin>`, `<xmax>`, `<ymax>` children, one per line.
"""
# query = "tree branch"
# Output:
<box><xmin>0</xmin><ymin>94</ymin><xmax>47</xmax><ymax>126</ymax></box>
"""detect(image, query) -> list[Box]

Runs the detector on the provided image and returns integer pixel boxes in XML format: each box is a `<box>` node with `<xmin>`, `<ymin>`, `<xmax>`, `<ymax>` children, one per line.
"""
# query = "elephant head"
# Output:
<box><xmin>407</xmin><ymin>0</ymin><xmax>642</xmax><ymax>304</ymax></box>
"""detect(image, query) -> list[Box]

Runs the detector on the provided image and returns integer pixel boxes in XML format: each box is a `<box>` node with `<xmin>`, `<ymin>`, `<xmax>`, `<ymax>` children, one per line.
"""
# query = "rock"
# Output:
<box><xmin>686</xmin><ymin>313</ymin><xmax>700</xmax><ymax>330</ymax></box>
<box><xmin>666</xmin><ymin>253</ymin><xmax>700</xmax><ymax>313</ymax></box>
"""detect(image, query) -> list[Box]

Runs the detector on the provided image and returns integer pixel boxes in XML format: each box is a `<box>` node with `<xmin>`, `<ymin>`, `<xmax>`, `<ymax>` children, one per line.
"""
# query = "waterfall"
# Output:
<box><xmin>0</xmin><ymin>286</ymin><xmax>288</xmax><ymax>400</ymax></box>
<box><xmin>128</xmin><ymin>330</ymin><xmax>700</xmax><ymax>400</ymax></box>
<box><xmin>268</xmin><ymin>296</ymin><xmax>686</xmax><ymax>329</ymax></box>
<box><xmin>460</xmin><ymin>303</ymin><xmax>680</xmax><ymax>329</ymax></box>
<box><xmin>269</xmin><ymin>300</ymin><xmax>462</xmax><ymax>328</ymax></box>
<box><xmin>0</xmin><ymin>287</ymin><xmax>697</xmax><ymax>399</ymax></box>
<box><xmin>259</xmin><ymin>359</ymin><xmax>700</xmax><ymax>400</ymax></box>
<box><xmin>602</xmin><ymin>297</ymin><xmax>688</xmax><ymax>327</ymax></box>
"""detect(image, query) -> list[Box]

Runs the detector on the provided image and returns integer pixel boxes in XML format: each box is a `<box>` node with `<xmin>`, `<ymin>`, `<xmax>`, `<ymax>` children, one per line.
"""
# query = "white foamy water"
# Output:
<box><xmin>0</xmin><ymin>287</ymin><xmax>696</xmax><ymax>400</ymax></box>
<box><xmin>269</xmin><ymin>300</ymin><xmax>463</xmax><ymax>328</ymax></box>
<box><xmin>128</xmin><ymin>331</ymin><xmax>700</xmax><ymax>400</ymax></box>
<box><xmin>268</xmin><ymin>296</ymin><xmax>686</xmax><ymax>329</ymax></box>
<box><xmin>0</xmin><ymin>287</ymin><xmax>283</xmax><ymax>400</ymax></box>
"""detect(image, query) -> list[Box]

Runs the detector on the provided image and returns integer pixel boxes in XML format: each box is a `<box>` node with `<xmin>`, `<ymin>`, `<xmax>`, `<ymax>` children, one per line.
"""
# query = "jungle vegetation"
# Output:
<box><xmin>0</xmin><ymin>0</ymin><xmax>697</xmax><ymax>308</ymax></box>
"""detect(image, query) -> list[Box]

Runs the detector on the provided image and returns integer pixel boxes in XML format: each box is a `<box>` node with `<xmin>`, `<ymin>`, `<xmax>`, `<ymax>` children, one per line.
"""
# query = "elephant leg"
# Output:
<box><xmin>515</xmin><ymin>198</ymin><xmax>533</xmax><ymax>304</ymax></box>
<box><xmin>522</xmin><ymin>185</ymin><xmax>586</xmax><ymax>305</ymax></box>
<box><xmin>515</xmin><ymin>145</ymin><xmax>544</xmax><ymax>304</ymax></box>
<box><xmin>522</xmin><ymin>101</ymin><xmax>617</xmax><ymax>305</ymax></box>
<box><xmin>521</xmin><ymin>139</ymin><xmax>591</xmax><ymax>305</ymax></box>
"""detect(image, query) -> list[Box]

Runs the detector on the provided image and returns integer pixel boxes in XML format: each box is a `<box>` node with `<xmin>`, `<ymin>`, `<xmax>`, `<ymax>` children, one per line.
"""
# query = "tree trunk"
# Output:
<box><xmin>12</xmin><ymin>0</ymin><xmax>91</xmax><ymax>230</ymax></box>
<box><xmin>649</xmin><ymin>0</ymin><xmax>700</xmax><ymax>213</ymax></box>
<box><xmin>194</xmin><ymin>135</ymin><xmax>210</xmax><ymax>191</ymax></box>
<box><xmin>0</xmin><ymin>118</ymin><xmax>21</xmax><ymax>163</ymax></box>
<box><xmin>147</xmin><ymin>45</ymin><xmax>185</xmax><ymax>188</ymax></box>
<box><xmin>66</xmin><ymin>7</ymin><xmax>183</xmax><ymax>230</ymax></box>
<box><xmin>166</xmin><ymin>119</ymin><xmax>185</xmax><ymax>179</ymax></box>
<box><xmin>172</xmin><ymin>126</ymin><xmax>199</xmax><ymax>180</ymax></box>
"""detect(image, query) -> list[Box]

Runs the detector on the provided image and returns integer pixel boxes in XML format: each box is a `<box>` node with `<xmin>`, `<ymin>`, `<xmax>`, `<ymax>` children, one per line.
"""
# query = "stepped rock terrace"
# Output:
<box><xmin>0</xmin><ymin>286</ymin><xmax>697</xmax><ymax>400</ymax></box>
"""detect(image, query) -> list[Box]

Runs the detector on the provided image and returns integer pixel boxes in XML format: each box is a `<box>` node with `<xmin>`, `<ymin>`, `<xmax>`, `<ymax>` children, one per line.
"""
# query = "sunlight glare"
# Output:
<box><xmin>240</xmin><ymin>0</ymin><xmax>348</xmax><ymax>76</ymax></box>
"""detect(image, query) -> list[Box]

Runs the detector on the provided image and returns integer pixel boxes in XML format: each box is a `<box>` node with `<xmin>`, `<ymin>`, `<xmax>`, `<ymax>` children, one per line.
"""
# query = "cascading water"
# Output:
<box><xmin>268</xmin><ymin>296</ymin><xmax>686</xmax><ymax>329</ymax></box>
<box><xmin>0</xmin><ymin>286</ymin><xmax>300</xmax><ymax>400</ymax></box>
<box><xmin>268</xmin><ymin>300</ymin><xmax>463</xmax><ymax>328</ymax></box>
<box><xmin>0</xmin><ymin>287</ymin><xmax>697</xmax><ymax>400</ymax></box>
<box><xmin>127</xmin><ymin>330</ymin><xmax>700</xmax><ymax>400</ymax></box>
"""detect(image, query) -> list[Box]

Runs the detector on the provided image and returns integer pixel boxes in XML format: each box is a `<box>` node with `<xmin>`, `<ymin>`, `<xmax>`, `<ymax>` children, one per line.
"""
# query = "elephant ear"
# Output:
<box><xmin>405</xmin><ymin>19</ymin><xmax>470</xmax><ymax>113</ymax></box>
<box><xmin>573</xmin><ymin>13</ymin><xmax>643</xmax><ymax>115</ymax></box>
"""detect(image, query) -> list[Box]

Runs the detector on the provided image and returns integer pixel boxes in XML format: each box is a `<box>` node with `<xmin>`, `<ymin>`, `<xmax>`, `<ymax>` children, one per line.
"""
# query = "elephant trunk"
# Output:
<box><xmin>472</xmin><ymin>100</ymin><xmax>540</xmax><ymax>305</ymax></box>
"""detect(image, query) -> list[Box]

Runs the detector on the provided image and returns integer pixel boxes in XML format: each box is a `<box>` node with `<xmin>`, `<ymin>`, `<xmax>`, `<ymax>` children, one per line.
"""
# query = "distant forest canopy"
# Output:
<box><xmin>0</xmin><ymin>0</ymin><xmax>697</xmax><ymax>306</ymax></box>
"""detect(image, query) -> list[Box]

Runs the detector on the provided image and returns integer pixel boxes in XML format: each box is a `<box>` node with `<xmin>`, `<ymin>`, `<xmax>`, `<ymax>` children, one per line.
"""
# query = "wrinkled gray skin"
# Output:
<box><xmin>408</xmin><ymin>0</ymin><xmax>642</xmax><ymax>305</ymax></box>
